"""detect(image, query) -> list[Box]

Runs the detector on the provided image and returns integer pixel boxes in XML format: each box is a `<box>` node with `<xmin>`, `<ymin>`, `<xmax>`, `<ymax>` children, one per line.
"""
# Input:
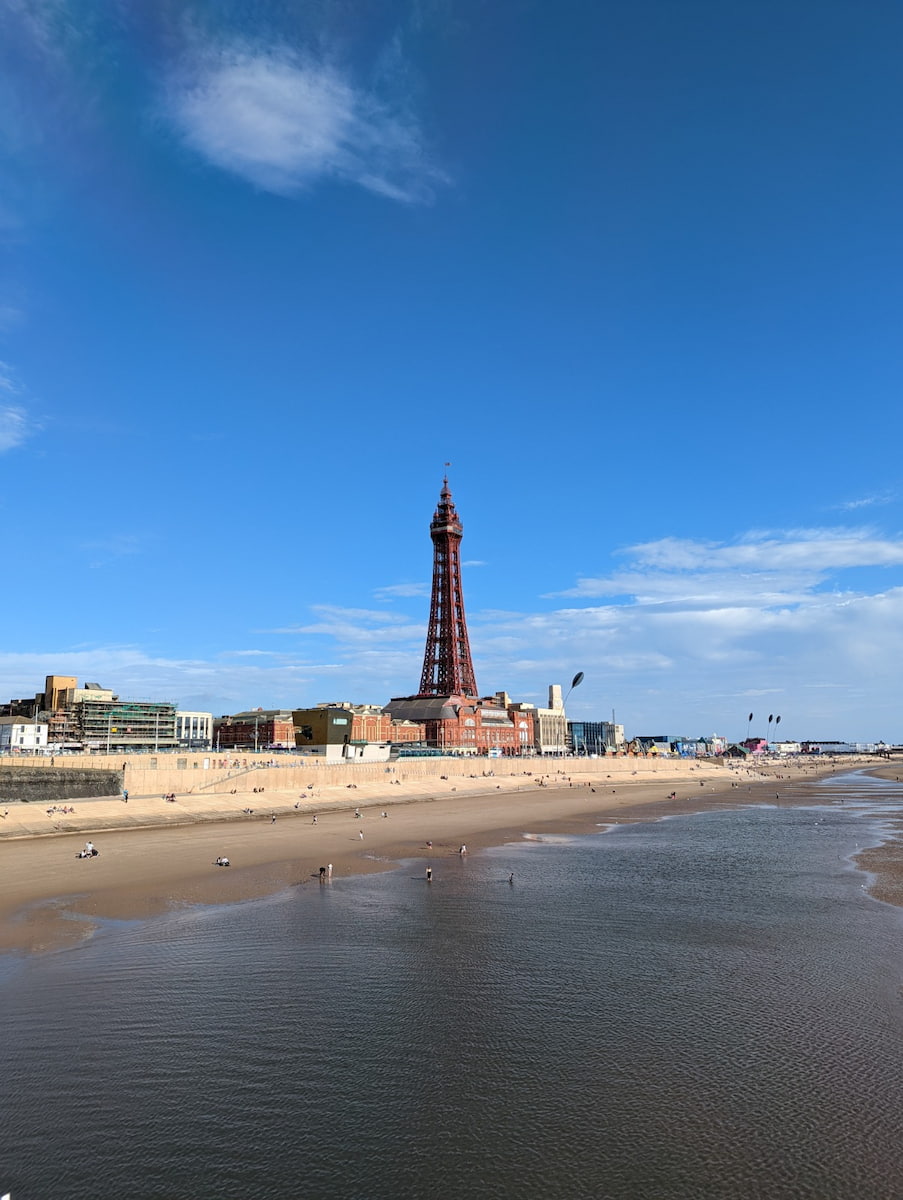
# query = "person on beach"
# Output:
<box><xmin>327</xmin><ymin>863</ymin><xmax>333</xmax><ymax>877</ymax></box>
<box><xmin>459</xmin><ymin>844</ymin><xmax>467</xmax><ymax>855</ymax></box>
<box><xmin>312</xmin><ymin>815</ymin><xmax>318</xmax><ymax>824</ymax></box>
<box><xmin>359</xmin><ymin>830</ymin><xmax>364</xmax><ymax>840</ymax></box>
<box><xmin>426</xmin><ymin>867</ymin><xmax>432</xmax><ymax>882</ymax></box>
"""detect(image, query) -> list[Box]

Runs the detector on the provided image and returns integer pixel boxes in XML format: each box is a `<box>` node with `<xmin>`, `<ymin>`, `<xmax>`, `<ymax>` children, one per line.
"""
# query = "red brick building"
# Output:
<box><xmin>292</xmin><ymin>704</ymin><xmax>424</xmax><ymax>748</ymax></box>
<box><xmin>213</xmin><ymin>709</ymin><xmax>296</xmax><ymax>750</ymax></box>
<box><xmin>384</xmin><ymin>695</ymin><xmax>534</xmax><ymax>755</ymax></box>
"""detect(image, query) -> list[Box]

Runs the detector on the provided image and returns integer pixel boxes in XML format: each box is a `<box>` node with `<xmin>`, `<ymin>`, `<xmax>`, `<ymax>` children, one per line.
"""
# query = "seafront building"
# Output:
<box><xmin>568</xmin><ymin>720</ymin><xmax>626</xmax><ymax>755</ymax></box>
<box><xmin>0</xmin><ymin>674</ymin><xmax>181</xmax><ymax>752</ymax></box>
<box><xmin>289</xmin><ymin>703</ymin><xmax>423</xmax><ymax>762</ymax></box>
<box><xmin>213</xmin><ymin>709</ymin><xmax>296</xmax><ymax>751</ymax></box>
<box><xmin>505</xmin><ymin>687</ymin><xmax>569</xmax><ymax>756</ymax></box>
<box><xmin>175</xmin><ymin>711</ymin><xmax>214</xmax><ymax>749</ymax></box>
<box><xmin>0</xmin><ymin>716</ymin><xmax>48</xmax><ymax>753</ymax></box>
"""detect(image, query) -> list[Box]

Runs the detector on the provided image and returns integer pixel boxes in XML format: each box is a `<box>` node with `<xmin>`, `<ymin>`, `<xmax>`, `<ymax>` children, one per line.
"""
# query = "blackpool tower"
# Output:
<box><xmin>417</xmin><ymin>477</ymin><xmax>478</xmax><ymax>699</ymax></box>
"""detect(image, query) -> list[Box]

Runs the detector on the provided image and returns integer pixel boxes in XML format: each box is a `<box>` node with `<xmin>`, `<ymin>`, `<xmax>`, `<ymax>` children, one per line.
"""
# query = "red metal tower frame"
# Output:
<box><xmin>417</xmin><ymin>477</ymin><xmax>478</xmax><ymax>698</ymax></box>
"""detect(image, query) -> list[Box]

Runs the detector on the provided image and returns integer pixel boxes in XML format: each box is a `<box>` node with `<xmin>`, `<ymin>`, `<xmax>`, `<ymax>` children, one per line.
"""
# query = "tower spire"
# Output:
<box><xmin>417</xmin><ymin>477</ymin><xmax>478</xmax><ymax>698</ymax></box>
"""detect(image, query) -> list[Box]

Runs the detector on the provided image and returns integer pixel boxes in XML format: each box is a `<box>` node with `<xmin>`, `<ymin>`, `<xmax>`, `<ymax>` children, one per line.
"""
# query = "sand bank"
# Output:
<box><xmin>0</xmin><ymin>756</ymin><xmax>882</xmax><ymax>954</ymax></box>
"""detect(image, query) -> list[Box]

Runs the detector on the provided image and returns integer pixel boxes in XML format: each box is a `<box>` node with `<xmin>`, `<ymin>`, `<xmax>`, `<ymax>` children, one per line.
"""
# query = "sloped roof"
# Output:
<box><xmin>384</xmin><ymin>696</ymin><xmax>464</xmax><ymax>721</ymax></box>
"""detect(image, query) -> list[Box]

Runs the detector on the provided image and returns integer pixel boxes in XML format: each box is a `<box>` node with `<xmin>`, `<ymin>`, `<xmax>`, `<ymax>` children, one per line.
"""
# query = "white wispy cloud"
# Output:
<box><xmin>166</xmin><ymin>42</ymin><xmax>446</xmax><ymax>203</ymax></box>
<box><xmin>284</xmin><ymin>604</ymin><xmax>425</xmax><ymax>645</ymax></box>
<box><xmin>219</xmin><ymin>649</ymin><xmax>277</xmax><ymax>658</ymax></box>
<box><xmin>374</xmin><ymin>582</ymin><xmax>429</xmax><ymax>599</ymax></box>
<box><xmin>835</xmin><ymin>492</ymin><xmax>895</xmax><ymax>511</ymax></box>
<box><xmin>551</xmin><ymin>529</ymin><xmax>903</xmax><ymax>606</ymax></box>
<box><xmin>0</xmin><ymin>361</ymin><xmax>23</xmax><ymax>395</ymax></box>
<box><xmin>80</xmin><ymin>533</ymin><xmax>145</xmax><ymax>558</ymax></box>
<box><xmin>0</xmin><ymin>404</ymin><xmax>29</xmax><ymax>451</ymax></box>
<box><xmin>0</xmin><ymin>0</ymin><xmax>73</xmax><ymax>65</ymax></box>
<box><xmin>0</xmin><ymin>305</ymin><xmax>24</xmax><ymax>330</ymax></box>
<box><xmin>0</xmin><ymin>360</ymin><xmax>39</xmax><ymax>451</ymax></box>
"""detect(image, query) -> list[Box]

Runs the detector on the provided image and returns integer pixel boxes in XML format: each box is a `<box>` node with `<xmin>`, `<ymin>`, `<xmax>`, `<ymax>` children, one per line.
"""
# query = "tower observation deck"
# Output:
<box><xmin>417</xmin><ymin>477</ymin><xmax>478</xmax><ymax>699</ymax></box>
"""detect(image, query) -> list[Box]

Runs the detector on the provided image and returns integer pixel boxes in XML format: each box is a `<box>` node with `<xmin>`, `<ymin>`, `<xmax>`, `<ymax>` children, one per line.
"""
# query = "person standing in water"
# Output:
<box><xmin>426</xmin><ymin>867</ymin><xmax>432</xmax><ymax>882</ymax></box>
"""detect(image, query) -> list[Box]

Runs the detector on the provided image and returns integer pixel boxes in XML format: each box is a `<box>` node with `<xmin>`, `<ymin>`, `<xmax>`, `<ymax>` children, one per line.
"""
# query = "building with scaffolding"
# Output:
<box><xmin>0</xmin><ymin>675</ymin><xmax>177</xmax><ymax>751</ymax></box>
<box><xmin>70</xmin><ymin>698</ymin><xmax>177</xmax><ymax>752</ymax></box>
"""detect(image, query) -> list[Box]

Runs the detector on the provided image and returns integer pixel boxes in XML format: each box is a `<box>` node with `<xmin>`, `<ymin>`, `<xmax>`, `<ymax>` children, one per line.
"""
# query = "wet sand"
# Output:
<box><xmin>0</xmin><ymin>756</ymin><xmax>888</xmax><ymax>954</ymax></box>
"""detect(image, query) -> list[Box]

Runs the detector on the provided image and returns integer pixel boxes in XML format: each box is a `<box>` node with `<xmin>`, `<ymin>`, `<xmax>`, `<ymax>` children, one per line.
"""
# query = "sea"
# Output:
<box><xmin>3</xmin><ymin>770</ymin><xmax>903</xmax><ymax>1200</ymax></box>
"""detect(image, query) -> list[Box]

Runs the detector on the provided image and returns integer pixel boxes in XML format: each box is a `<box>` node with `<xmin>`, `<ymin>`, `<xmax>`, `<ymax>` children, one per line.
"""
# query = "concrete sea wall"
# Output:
<box><xmin>0</xmin><ymin>751</ymin><xmax>722</xmax><ymax>803</ymax></box>
<box><xmin>0</xmin><ymin>767</ymin><xmax>123</xmax><ymax>803</ymax></box>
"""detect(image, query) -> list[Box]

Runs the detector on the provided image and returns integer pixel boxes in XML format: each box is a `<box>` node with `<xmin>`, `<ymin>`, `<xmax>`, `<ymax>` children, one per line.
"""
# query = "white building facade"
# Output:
<box><xmin>0</xmin><ymin>717</ymin><xmax>48</xmax><ymax>752</ymax></box>
<box><xmin>175</xmin><ymin>711</ymin><xmax>214</xmax><ymax>748</ymax></box>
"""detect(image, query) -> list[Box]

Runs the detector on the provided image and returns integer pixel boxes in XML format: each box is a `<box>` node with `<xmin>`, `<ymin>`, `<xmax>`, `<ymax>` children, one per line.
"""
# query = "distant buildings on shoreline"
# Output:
<box><xmin>0</xmin><ymin>673</ymin><xmax>888</xmax><ymax>759</ymax></box>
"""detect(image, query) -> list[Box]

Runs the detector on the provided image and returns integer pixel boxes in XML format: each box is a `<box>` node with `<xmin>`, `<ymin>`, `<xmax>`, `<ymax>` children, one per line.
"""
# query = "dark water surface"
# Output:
<box><xmin>3</xmin><ymin>772</ymin><xmax>903</xmax><ymax>1199</ymax></box>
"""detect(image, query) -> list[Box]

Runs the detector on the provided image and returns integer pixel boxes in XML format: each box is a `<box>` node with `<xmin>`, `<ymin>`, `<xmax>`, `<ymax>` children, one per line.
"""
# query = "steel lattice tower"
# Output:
<box><xmin>417</xmin><ymin>477</ymin><xmax>478</xmax><ymax>698</ymax></box>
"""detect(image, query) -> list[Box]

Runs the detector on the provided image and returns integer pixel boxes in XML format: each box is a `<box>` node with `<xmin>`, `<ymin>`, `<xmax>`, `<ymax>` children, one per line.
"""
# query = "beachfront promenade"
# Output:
<box><xmin>0</xmin><ymin>752</ymin><xmax>763</xmax><ymax>840</ymax></box>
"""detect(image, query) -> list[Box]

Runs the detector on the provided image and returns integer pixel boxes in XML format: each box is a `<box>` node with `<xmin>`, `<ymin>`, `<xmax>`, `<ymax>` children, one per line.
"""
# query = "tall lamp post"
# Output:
<box><xmin>769</xmin><ymin>715</ymin><xmax>781</xmax><ymax>754</ymax></box>
<box><xmin>562</xmin><ymin>671</ymin><xmax>584</xmax><ymax>756</ymax></box>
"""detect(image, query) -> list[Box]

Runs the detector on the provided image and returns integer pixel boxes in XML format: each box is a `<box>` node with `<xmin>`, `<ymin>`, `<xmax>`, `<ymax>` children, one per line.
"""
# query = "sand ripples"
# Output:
<box><xmin>4</xmin><ymin>791</ymin><xmax>903</xmax><ymax>1198</ymax></box>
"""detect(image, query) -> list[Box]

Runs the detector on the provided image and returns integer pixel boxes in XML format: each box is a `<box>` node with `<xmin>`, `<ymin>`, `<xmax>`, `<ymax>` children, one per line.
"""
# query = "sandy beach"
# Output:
<box><xmin>0</xmin><ymin>755</ymin><xmax>890</xmax><ymax>954</ymax></box>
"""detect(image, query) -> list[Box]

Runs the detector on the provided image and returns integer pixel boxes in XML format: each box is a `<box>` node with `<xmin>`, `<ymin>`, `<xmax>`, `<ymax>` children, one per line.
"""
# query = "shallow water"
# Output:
<box><xmin>3</xmin><ymin>774</ymin><xmax>903</xmax><ymax>1199</ymax></box>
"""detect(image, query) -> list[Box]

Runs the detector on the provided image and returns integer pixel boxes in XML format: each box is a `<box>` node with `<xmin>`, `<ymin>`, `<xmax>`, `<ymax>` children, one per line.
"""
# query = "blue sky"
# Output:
<box><xmin>1</xmin><ymin>0</ymin><xmax>902</xmax><ymax>741</ymax></box>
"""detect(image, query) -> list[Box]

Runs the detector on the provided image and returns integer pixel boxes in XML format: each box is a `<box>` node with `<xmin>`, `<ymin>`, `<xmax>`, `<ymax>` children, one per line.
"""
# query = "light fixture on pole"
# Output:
<box><xmin>562</xmin><ymin>672</ymin><xmax>584</xmax><ymax>756</ymax></box>
<box><xmin>564</xmin><ymin>671</ymin><xmax>584</xmax><ymax>706</ymax></box>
